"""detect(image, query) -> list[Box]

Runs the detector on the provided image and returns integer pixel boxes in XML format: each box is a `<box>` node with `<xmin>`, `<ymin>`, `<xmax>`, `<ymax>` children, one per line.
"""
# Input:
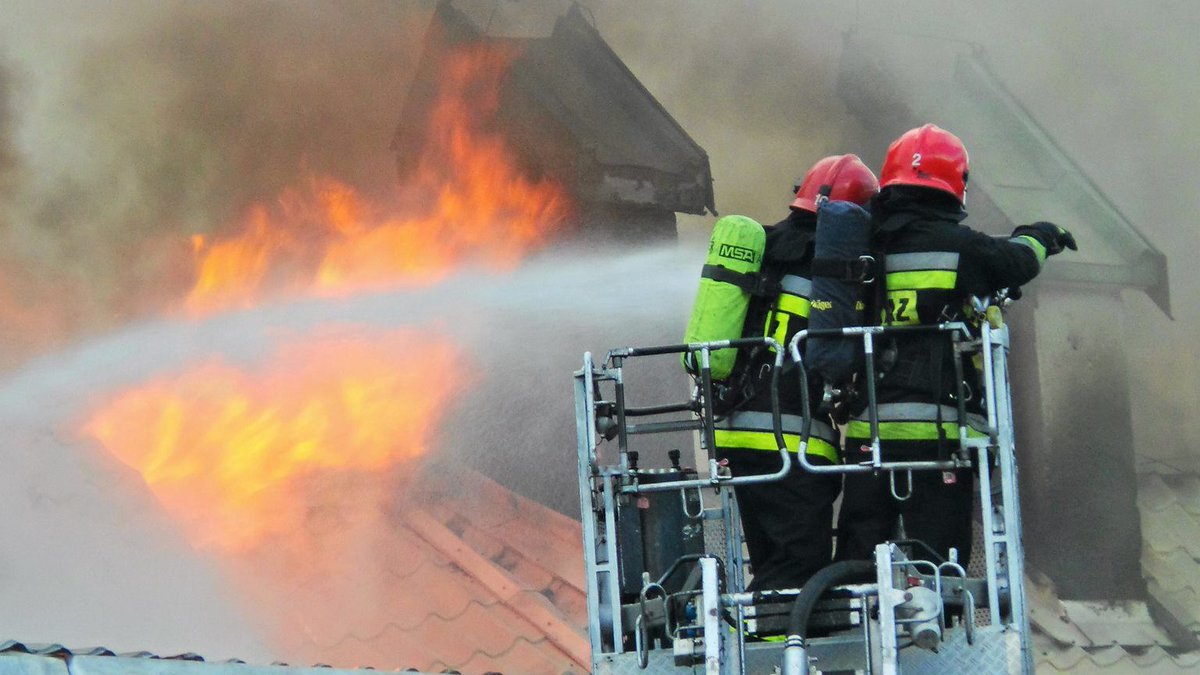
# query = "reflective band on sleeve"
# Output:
<box><xmin>776</xmin><ymin>292</ymin><xmax>811</xmax><ymax>318</ymax></box>
<box><xmin>886</xmin><ymin>270</ymin><xmax>957</xmax><ymax>290</ymax></box>
<box><xmin>779</xmin><ymin>274</ymin><xmax>813</xmax><ymax>296</ymax></box>
<box><xmin>886</xmin><ymin>252</ymin><xmax>960</xmax><ymax>272</ymax></box>
<box><xmin>1011</xmin><ymin>235</ymin><xmax>1047</xmax><ymax>264</ymax></box>
<box><xmin>713</xmin><ymin>429</ymin><xmax>840</xmax><ymax>464</ymax></box>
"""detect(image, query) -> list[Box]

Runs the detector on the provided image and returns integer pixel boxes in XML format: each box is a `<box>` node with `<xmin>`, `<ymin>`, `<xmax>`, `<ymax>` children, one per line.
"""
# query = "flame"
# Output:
<box><xmin>83</xmin><ymin>327</ymin><xmax>467</xmax><ymax>551</ymax></box>
<box><xmin>184</xmin><ymin>43</ymin><xmax>572</xmax><ymax>316</ymax></box>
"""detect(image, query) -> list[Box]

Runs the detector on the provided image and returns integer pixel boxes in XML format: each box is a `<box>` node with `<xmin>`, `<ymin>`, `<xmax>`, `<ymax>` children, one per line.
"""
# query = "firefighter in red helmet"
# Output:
<box><xmin>718</xmin><ymin>154</ymin><xmax>878</xmax><ymax>594</ymax></box>
<box><xmin>834</xmin><ymin>124</ymin><xmax>1077</xmax><ymax>565</ymax></box>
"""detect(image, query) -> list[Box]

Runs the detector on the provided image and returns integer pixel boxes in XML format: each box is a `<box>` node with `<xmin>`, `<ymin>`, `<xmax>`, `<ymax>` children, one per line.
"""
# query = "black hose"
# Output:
<box><xmin>786</xmin><ymin>560</ymin><xmax>875</xmax><ymax>640</ymax></box>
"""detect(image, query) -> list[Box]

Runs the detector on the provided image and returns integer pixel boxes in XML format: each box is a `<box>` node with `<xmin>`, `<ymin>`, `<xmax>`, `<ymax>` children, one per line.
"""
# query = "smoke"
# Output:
<box><xmin>587</xmin><ymin>1</ymin><xmax>864</xmax><ymax>221</ymax></box>
<box><xmin>0</xmin><ymin>0</ymin><xmax>433</xmax><ymax>343</ymax></box>
<box><xmin>0</xmin><ymin>243</ymin><xmax>694</xmax><ymax>664</ymax></box>
<box><xmin>0</xmin><ymin>59</ymin><xmax>17</xmax><ymax>198</ymax></box>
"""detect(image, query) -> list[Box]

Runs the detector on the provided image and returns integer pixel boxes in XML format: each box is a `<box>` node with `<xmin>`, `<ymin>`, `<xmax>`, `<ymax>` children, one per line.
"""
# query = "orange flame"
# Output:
<box><xmin>83</xmin><ymin>327</ymin><xmax>467</xmax><ymax>551</ymax></box>
<box><xmin>184</xmin><ymin>43</ymin><xmax>572</xmax><ymax>316</ymax></box>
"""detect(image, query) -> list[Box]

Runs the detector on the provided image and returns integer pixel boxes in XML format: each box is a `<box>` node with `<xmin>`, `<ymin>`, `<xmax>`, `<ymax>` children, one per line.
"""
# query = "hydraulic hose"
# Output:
<box><xmin>782</xmin><ymin>560</ymin><xmax>876</xmax><ymax>675</ymax></box>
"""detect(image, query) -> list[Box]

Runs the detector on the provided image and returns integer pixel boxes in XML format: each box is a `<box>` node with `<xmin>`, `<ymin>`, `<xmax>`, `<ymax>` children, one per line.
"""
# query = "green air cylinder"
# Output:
<box><xmin>681</xmin><ymin>215</ymin><xmax>766</xmax><ymax>380</ymax></box>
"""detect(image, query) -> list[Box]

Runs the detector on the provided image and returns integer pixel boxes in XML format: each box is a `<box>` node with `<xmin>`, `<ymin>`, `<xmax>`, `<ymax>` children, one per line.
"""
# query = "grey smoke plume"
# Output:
<box><xmin>0</xmin><ymin>60</ymin><xmax>17</xmax><ymax>199</ymax></box>
<box><xmin>0</xmin><ymin>0</ymin><xmax>433</xmax><ymax>336</ymax></box>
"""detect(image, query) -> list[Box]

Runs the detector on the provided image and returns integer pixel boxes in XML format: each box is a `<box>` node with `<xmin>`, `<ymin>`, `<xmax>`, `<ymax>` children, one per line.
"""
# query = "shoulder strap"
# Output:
<box><xmin>702</xmin><ymin>264</ymin><xmax>780</xmax><ymax>297</ymax></box>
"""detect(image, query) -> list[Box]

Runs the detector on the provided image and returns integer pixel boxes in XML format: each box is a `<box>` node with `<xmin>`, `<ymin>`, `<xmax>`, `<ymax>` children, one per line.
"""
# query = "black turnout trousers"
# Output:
<box><xmin>724</xmin><ymin>449</ymin><xmax>841</xmax><ymax>592</ymax></box>
<box><xmin>834</xmin><ymin>454</ymin><xmax>975</xmax><ymax>565</ymax></box>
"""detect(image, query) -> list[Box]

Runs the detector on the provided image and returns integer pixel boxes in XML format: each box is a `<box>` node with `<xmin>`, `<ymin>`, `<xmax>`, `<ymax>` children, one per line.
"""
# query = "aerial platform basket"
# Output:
<box><xmin>572</xmin><ymin>297</ymin><xmax>1033</xmax><ymax>674</ymax></box>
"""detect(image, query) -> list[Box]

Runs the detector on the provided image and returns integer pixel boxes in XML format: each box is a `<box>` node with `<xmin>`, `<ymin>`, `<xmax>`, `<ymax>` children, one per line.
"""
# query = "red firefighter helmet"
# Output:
<box><xmin>879</xmin><ymin>124</ymin><xmax>969</xmax><ymax>203</ymax></box>
<box><xmin>790</xmin><ymin>154</ymin><xmax>880</xmax><ymax>213</ymax></box>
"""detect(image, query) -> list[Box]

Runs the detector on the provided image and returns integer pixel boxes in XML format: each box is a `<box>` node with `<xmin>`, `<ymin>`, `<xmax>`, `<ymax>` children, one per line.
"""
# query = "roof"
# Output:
<box><xmin>1026</xmin><ymin>465</ymin><xmax>1200</xmax><ymax>672</ymax></box>
<box><xmin>8</xmin><ymin>453</ymin><xmax>1198</xmax><ymax>673</ymax></box>
<box><xmin>393</xmin><ymin>0</ymin><xmax>715</xmax><ymax>215</ymax></box>
<box><xmin>0</xmin><ymin>641</ymin><xmax>409</xmax><ymax>674</ymax></box>
<box><xmin>0</xmin><ymin>463</ymin><xmax>588</xmax><ymax>674</ymax></box>
<box><xmin>236</xmin><ymin>464</ymin><xmax>589</xmax><ymax>674</ymax></box>
<box><xmin>1139</xmin><ymin>471</ymin><xmax>1200</xmax><ymax>634</ymax></box>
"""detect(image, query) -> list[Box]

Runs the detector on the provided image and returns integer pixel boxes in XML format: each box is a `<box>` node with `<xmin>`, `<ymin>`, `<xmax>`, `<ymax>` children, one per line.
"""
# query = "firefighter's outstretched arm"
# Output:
<box><xmin>959</xmin><ymin>222</ymin><xmax>1078</xmax><ymax>295</ymax></box>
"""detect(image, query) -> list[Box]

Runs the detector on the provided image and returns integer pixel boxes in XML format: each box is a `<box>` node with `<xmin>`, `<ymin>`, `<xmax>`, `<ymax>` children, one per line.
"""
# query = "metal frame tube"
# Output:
<box><xmin>573</xmin><ymin>353</ymin><xmax>604</xmax><ymax>657</ymax></box>
<box><xmin>700</xmin><ymin>557</ymin><xmax>722</xmax><ymax>674</ymax></box>
<box><xmin>787</xmin><ymin>324</ymin><xmax>975</xmax><ymax>475</ymax></box>
<box><xmin>619</xmin><ymin>338</ymin><xmax>795</xmax><ymax>494</ymax></box>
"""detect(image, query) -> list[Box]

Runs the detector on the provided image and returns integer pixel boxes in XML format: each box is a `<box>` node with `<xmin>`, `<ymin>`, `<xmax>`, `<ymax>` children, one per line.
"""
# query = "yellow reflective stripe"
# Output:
<box><xmin>1013</xmin><ymin>235</ymin><xmax>1047</xmax><ymax>263</ymax></box>
<box><xmin>845</xmin><ymin>420</ymin><xmax>986</xmax><ymax>440</ymax></box>
<box><xmin>764</xmin><ymin>309</ymin><xmax>789</xmax><ymax>350</ymax></box>
<box><xmin>714</xmin><ymin>429</ymin><xmax>839</xmax><ymax>464</ymax></box>
<box><xmin>886</xmin><ymin>270</ymin><xmax>957</xmax><ymax>290</ymax></box>
<box><xmin>776</xmin><ymin>292</ymin><xmax>810</xmax><ymax>318</ymax></box>
<box><xmin>882</xmin><ymin>289</ymin><xmax>919</xmax><ymax>325</ymax></box>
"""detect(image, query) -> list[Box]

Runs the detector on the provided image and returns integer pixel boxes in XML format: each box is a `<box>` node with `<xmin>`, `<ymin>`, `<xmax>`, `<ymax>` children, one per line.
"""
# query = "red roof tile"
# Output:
<box><xmin>221</xmin><ymin>464</ymin><xmax>588</xmax><ymax>674</ymax></box>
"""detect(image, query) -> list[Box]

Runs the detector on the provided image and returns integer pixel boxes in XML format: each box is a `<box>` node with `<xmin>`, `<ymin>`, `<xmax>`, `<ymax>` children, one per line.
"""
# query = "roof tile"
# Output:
<box><xmin>1035</xmin><ymin>642</ymin><xmax>1200</xmax><ymax>673</ymax></box>
<box><xmin>1057</xmin><ymin>600</ymin><xmax>1173</xmax><ymax>647</ymax></box>
<box><xmin>1140</xmin><ymin>501</ymin><xmax>1200</xmax><ymax>559</ymax></box>
<box><xmin>1139</xmin><ymin>473</ymin><xmax>1180</xmax><ymax>513</ymax></box>
<box><xmin>1147</xmin><ymin>579</ymin><xmax>1200</xmax><ymax>631</ymax></box>
<box><xmin>217</xmin><ymin>464</ymin><xmax>594</xmax><ymax>674</ymax></box>
<box><xmin>452</xmin><ymin>636</ymin><xmax>586</xmax><ymax>675</ymax></box>
<box><xmin>1028</xmin><ymin>574</ymin><xmax>1091</xmax><ymax>646</ymax></box>
<box><xmin>1163</xmin><ymin>474</ymin><xmax>1200</xmax><ymax>517</ymax></box>
<box><xmin>1143</xmin><ymin>548</ymin><xmax>1200</xmax><ymax>597</ymax></box>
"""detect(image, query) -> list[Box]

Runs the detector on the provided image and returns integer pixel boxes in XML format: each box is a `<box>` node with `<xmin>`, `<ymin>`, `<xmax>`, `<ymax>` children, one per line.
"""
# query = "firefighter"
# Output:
<box><xmin>718</xmin><ymin>155</ymin><xmax>879</xmax><ymax>592</ymax></box>
<box><xmin>834</xmin><ymin>124</ymin><xmax>1077</xmax><ymax>565</ymax></box>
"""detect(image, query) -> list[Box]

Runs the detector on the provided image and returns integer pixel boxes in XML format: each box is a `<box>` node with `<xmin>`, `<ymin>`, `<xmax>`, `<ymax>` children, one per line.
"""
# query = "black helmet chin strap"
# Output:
<box><xmin>815</xmin><ymin>184</ymin><xmax>833</xmax><ymax>208</ymax></box>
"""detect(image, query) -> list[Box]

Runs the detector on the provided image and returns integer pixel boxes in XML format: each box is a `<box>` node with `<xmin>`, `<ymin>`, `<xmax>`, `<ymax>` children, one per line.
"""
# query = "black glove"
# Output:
<box><xmin>1013</xmin><ymin>221</ymin><xmax>1078</xmax><ymax>256</ymax></box>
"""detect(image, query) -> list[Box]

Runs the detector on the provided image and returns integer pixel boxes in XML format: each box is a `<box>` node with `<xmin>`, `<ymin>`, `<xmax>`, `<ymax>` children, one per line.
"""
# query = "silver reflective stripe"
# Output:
<box><xmin>717</xmin><ymin>410</ymin><xmax>837</xmax><ymax>442</ymax></box>
<box><xmin>1009</xmin><ymin>236</ymin><xmax>1045</xmax><ymax>266</ymax></box>
<box><xmin>856</xmin><ymin>402</ymin><xmax>986</xmax><ymax>430</ymax></box>
<box><xmin>887</xmin><ymin>251</ymin><xmax>959</xmax><ymax>272</ymax></box>
<box><xmin>779</xmin><ymin>274</ymin><xmax>813</xmax><ymax>297</ymax></box>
